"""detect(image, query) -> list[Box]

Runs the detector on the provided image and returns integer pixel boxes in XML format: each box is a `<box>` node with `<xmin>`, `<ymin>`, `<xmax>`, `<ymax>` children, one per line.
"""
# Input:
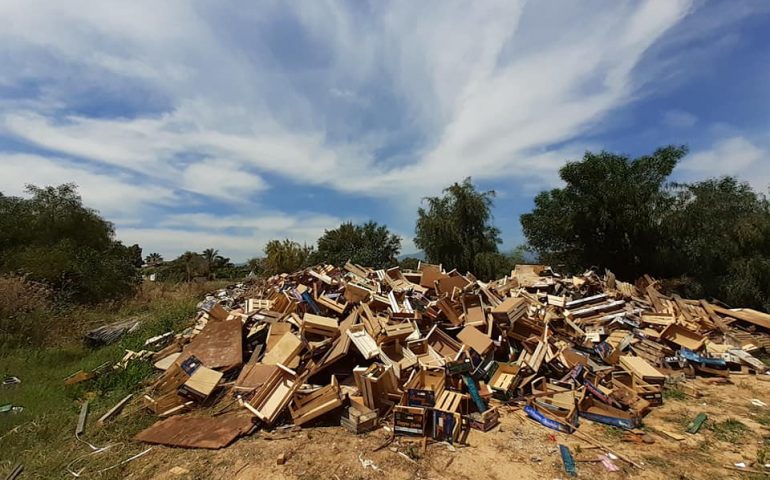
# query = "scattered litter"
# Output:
<box><xmin>599</xmin><ymin>454</ymin><xmax>620</xmax><ymax>472</ymax></box>
<box><xmin>85</xmin><ymin>318</ymin><xmax>142</xmax><ymax>346</ymax></box>
<box><xmin>0</xmin><ymin>404</ymin><xmax>23</xmax><ymax>414</ymax></box>
<box><xmin>2</xmin><ymin>375</ymin><xmax>21</xmax><ymax>386</ymax></box>
<box><xmin>358</xmin><ymin>453</ymin><xmax>381</xmax><ymax>471</ymax></box>
<box><xmin>686</xmin><ymin>413</ymin><xmax>707</xmax><ymax>434</ymax></box>
<box><xmin>751</xmin><ymin>399</ymin><xmax>767</xmax><ymax>408</ymax></box>
<box><xmin>4</xmin><ymin>464</ymin><xmax>23</xmax><ymax>480</ymax></box>
<box><xmin>559</xmin><ymin>444</ymin><xmax>577</xmax><ymax>477</ymax></box>
<box><xmin>97</xmin><ymin>394</ymin><xmax>132</xmax><ymax>425</ymax></box>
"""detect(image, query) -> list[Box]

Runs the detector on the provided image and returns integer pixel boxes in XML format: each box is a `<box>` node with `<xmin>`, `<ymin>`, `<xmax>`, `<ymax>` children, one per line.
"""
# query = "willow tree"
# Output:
<box><xmin>414</xmin><ymin>177</ymin><xmax>502</xmax><ymax>277</ymax></box>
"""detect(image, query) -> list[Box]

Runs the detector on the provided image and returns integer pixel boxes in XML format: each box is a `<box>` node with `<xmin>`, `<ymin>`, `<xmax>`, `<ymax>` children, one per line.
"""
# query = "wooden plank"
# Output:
<box><xmin>76</xmin><ymin>401</ymin><xmax>89</xmax><ymax>436</ymax></box>
<box><xmin>619</xmin><ymin>355</ymin><xmax>666</xmax><ymax>383</ymax></box>
<box><xmin>711</xmin><ymin>306</ymin><xmax>770</xmax><ymax>330</ymax></box>
<box><xmin>456</xmin><ymin>325</ymin><xmax>493</xmax><ymax>355</ymax></box>
<box><xmin>261</xmin><ymin>333</ymin><xmax>303</xmax><ymax>366</ymax></box>
<box><xmin>266</xmin><ymin>323</ymin><xmax>292</xmax><ymax>352</ymax></box>
<box><xmin>97</xmin><ymin>394</ymin><xmax>132</xmax><ymax>425</ymax></box>
<box><xmin>153</xmin><ymin>352</ymin><xmax>181</xmax><ymax>371</ymax></box>
<box><xmin>134</xmin><ymin>412</ymin><xmax>254</xmax><ymax>449</ymax></box>
<box><xmin>181</xmin><ymin>366</ymin><xmax>223</xmax><ymax>399</ymax></box>
<box><xmin>182</xmin><ymin>319</ymin><xmax>243</xmax><ymax>371</ymax></box>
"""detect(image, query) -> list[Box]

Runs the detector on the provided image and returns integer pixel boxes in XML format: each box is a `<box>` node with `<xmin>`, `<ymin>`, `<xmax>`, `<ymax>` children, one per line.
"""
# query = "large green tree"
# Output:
<box><xmin>0</xmin><ymin>184</ymin><xmax>141</xmax><ymax>302</ymax></box>
<box><xmin>312</xmin><ymin>221</ymin><xmax>401</xmax><ymax>268</ymax></box>
<box><xmin>415</xmin><ymin>177</ymin><xmax>502</xmax><ymax>276</ymax></box>
<box><xmin>521</xmin><ymin>146</ymin><xmax>687</xmax><ymax>278</ymax></box>
<box><xmin>666</xmin><ymin>177</ymin><xmax>770</xmax><ymax>310</ymax></box>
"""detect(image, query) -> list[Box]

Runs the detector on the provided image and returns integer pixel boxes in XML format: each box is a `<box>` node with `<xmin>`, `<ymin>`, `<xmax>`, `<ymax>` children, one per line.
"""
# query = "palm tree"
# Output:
<box><xmin>201</xmin><ymin>248</ymin><xmax>219</xmax><ymax>280</ymax></box>
<box><xmin>144</xmin><ymin>252</ymin><xmax>163</xmax><ymax>266</ymax></box>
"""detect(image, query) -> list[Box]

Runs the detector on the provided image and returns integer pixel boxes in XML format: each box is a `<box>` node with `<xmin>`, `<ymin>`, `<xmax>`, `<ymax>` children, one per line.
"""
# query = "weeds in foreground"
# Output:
<box><xmin>708</xmin><ymin>418</ymin><xmax>749</xmax><ymax>443</ymax></box>
<box><xmin>0</xmin><ymin>281</ymin><xmax>213</xmax><ymax>478</ymax></box>
<box><xmin>663</xmin><ymin>387</ymin><xmax>687</xmax><ymax>401</ymax></box>
<box><xmin>602</xmin><ymin>425</ymin><xmax>625</xmax><ymax>440</ymax></box>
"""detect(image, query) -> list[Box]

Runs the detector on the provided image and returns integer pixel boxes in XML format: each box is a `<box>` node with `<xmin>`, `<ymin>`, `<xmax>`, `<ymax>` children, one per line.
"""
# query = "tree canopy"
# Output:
<box><xmin>521</xmin><ymin>146</ymin><xmax>687</xmax><ymax>278</ymax></box>
<box><xmin>415</xmin><ymin>177</ymin><xmax>503</xmax><ymax>278</ymax></box>
<box><xmin>312</xmin><ymin>221</ymin><xmax>401</xmax><ymax>268</ymax></box>
<box><xmin>0</xmin><ymin>184</ymin><xmax>141</xmax><ymax>302</ymax></box>
<box><xmin>521</xmin><ymin>146</ymin><xmax>770</xmax><ymax>310</ymax></box>
<box><xmin>665</xmin><ymin>177</ymin><xmax>770</xmax><ymax>310</ymax></box>
<box><xmin>263</xmin><ymin>239</ymin><xmax>313</xmax><ymax>275</ymax></box>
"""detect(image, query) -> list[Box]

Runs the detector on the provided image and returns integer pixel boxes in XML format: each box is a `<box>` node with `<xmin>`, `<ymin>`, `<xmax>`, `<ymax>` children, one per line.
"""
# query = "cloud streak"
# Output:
<box><xmin>2</xmin><ymin>0</ymin><xmax>763</xmax><ymax>260</ymax></box>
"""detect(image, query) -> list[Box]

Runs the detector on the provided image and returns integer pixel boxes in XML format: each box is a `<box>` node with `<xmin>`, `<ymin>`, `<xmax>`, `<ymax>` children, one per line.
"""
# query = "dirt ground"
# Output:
<box><xmin>105</xmin><ymin>376</ymin><xmax>770</xmax><ymax>480</ymax></box>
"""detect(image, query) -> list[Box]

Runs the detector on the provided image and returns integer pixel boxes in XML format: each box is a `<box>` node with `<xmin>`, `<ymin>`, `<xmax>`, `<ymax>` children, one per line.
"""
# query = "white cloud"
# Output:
<box><xmin>2</xmin><ymin>0</ymin><xmax>757</xmax><ymax>260</ymax></box>
<box><xmin>119</xmin><ymin>211</ymin><xmax>344</xmax><ymax>261</ymax></box>
<box><xmin>0</xmin><ymin>1</ymin><xmax>698</xmax><ymax>200</ymax></box>
<box><xmin>678</xmin><ymin>136</ymin><xmax>770</xmax><ymax>192</ymax></box>
<box><xmin>0</xmin><ymin>153</ymin><xmax>178</xmax><ymax>217</ymax></box>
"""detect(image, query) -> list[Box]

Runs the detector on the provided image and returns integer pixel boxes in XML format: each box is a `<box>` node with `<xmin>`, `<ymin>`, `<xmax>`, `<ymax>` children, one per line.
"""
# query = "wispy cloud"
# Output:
<box><xmin>1</xmin><ymin>0</ymin><xmax>764</xmax><ymax>260</ymax></box>
<box><xmin>679</xmin><ymin>136</ymin><xmax>770</xmax><ymax>192</ymax></box>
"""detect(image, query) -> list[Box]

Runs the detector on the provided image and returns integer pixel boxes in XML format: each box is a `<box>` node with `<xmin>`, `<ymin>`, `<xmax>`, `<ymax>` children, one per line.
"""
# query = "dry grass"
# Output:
<box><xmin>0</xmin><ymin>275</ymin><xmax>54</xmax><ymax>348</ymax></box>
<box><xmin>0</xmin><ymin>274</ymin><xmax>52</xmax><ymax>316</ymax></box>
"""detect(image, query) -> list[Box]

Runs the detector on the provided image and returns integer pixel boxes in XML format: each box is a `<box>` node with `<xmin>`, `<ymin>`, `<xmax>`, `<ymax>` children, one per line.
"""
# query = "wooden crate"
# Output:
<box><xmin>289</xmin><ymin>377</ymin><xmax>343</xmax><ymax>426</ymax></box>
<box><xmin>393</xmin><ymin>405</ymin><xmax>428</xmax><ymax>436</ymax></box>
<box><xmin>244</xmin><ymin>365</ymin><xmax>306</xmax><ymax>426</ymax></box>
<box><xmin>488</xmin><ymin>362</ymin><xmax>523</xmax><ymax>400</ymax></box>
<box><xmin>469</xmin><ymin>406</ymin><xmax>500</xmax><ymax>432</ymax></box>
<box><xmin>340</xmin><ymin>405</ymin><xmax>378</xmax><ymax>434</ymax></box>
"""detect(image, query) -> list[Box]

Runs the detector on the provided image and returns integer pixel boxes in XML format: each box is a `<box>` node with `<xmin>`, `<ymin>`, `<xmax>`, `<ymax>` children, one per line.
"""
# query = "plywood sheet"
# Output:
<box><xmin>182</xmin><ymin>319</ymin><xmax>243</xmax><ymax>371</ymax></box>
<box><xmin>134</xmin><ymin>412</ymin><xmax>254</xmax><ymax>449</ymax></box>
<box><xmin>236</xmin><ymin>364</ymin><xmax>278</xmax><ymax>391</ymax></box>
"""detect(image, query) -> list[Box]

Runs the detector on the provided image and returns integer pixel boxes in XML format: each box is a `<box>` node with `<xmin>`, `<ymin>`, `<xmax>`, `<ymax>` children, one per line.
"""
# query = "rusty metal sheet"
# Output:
<box><xmin>134</xmin><ymin>412</ymin><xmax>254</xmax><ymax>449</ymax></box>
<box><xmin>183</xmin><ymin>319</ymin><xmax>243</xmax><ymax>371</ymax></box>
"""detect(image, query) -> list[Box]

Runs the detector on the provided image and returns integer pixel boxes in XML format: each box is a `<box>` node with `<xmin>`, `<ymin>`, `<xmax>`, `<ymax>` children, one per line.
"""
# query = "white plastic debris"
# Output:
<box><xmin>358</xmin><ymin>454</ymin><xmax>381</xmax><ymax>471</ymax></box>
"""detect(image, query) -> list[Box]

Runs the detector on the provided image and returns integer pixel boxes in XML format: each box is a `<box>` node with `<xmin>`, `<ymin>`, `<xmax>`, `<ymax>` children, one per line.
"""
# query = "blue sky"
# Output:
<box><xmin>1</xmin><ymin>1</ymin><xmax>769</xmax><ymax>262</ymax></box>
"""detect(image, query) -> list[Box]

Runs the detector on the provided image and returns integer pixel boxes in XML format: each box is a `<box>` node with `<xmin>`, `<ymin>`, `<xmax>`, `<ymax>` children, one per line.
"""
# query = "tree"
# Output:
<box><xmin>398</xmin><ymin>257</ymin><xmax>421</xmax><ymax>270</ymax></box>
<box><xmin>179</xmin><ymin>251</ymin><xmax>205</xmax><ymax>282</ymax></box>
<box><xmin>415</xmin><ymin>177</ymin><xmax>501</xmax><ymax>275</ymax></box>
<box><xmin>246</xmin><ymin>257</ymin><xmax>264</xmax><ymax>276</ymax></box>
<box><xmin>521</xmin><ymin>146</ymin><xmax>687</xmax><ymax>278</ymax></box>
<box><xmin>665</xmin><ymin>177</ymin><xmax>770</xmax><ymax>310</ymax></box>
<box><xmin>145</xmin><ymin>252</ymin><xmax>164</xmax><ymax>266</ymax></box>
<box><xmin>312</xmin><ymin>221</ymin><xmax>401</xmax><ymax>268</ymax></box>
<box><xmin>0</xmin><ymin>184</ymin><xmax>141</xmax><ymax>302</ymax></box>
<box><xmin>201</xmin><ymin>248</ymin><xmax>220</xmax><ymax>279</ymax></box>
<box><xmin>127</xmin><ymin>244</ymin><xmax>143</xmax><ymax>268</ymax></box>
<box><xmin>263</xmin><ymin>239</ymin><xmax>313</xmax><ymax>275</ymax></box>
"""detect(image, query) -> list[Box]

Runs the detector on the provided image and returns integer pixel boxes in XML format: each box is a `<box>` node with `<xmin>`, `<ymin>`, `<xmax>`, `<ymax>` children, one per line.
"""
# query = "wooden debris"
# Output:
<box><xmin>97</xmin><ymin>394</ymin><xmax>132</xmax><ymax>425</ymax></box>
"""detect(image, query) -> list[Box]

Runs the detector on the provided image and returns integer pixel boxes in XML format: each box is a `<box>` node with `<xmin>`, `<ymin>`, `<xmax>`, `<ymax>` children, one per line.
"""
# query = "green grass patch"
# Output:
<box><xmin>751</xmin><ymin>406</ymin><xmax>770</xmax><ymax>427</ymax></box>
<box><xmin>602</xmin><ymin>425</ymin><xmax>625</xmax><ymax>440</ymax></box>
<box><xmin>0</xmin><ymin>283</ymin><xmax>204</xmax><ymax>478</ymax></box>
<box><xmin>707</xmin><ymin>418</ymin><xmax>749</xmax><ymax>443</ymax></box>
<box><xmin>663</xmin><ymin>387</ymin><xmax>687</xmax><ymax>401</ymax></box>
